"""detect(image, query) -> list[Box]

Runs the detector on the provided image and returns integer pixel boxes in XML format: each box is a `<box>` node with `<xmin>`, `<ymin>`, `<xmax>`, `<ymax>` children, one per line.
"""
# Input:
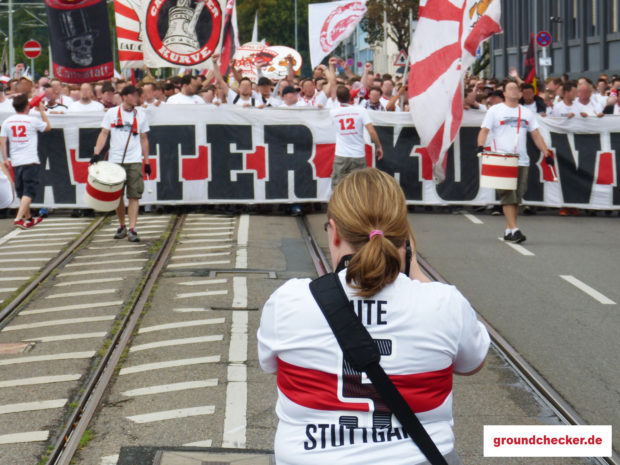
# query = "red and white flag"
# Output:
<box><xmin>308</xmin><ymin>0</ymin><xmax>366</xmax><ymax>69</ymax></box>
<box><xmin>408</xmin><ymin>0</ymin><xmax>501</xmax><ymax>182</ymax></box>
<box><xmin>115</xmin><ymin>0</ymin><xmax>144</xmax><ymax>70</ymax></box>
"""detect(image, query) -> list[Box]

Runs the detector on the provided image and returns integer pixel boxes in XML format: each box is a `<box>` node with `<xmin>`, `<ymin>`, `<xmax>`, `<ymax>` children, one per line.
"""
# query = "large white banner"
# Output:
<box><xmin>308</xmin><ymin>0</ymin><xmax>367</xmax><ymax>69</ymax></box>
<box><xmin>0</xmin><ymin>108</ymin><xmax>619</xmax><ymax>209</ymax></box>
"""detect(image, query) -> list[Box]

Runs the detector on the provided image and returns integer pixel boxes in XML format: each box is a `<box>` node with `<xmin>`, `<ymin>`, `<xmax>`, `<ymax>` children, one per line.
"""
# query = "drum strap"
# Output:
<box><xmin>514</xmin><ymin>106</ymin><xmax>522</xmax><ymax>153</ymax></box>
<box><xmin>120</xmin><ymin>109</ymin><xmax>138</xmax><ymax>165</ymax></box>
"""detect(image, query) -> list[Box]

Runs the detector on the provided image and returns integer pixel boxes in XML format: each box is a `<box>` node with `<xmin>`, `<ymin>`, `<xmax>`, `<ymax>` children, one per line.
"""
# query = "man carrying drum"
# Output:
<box><xmin>477</xmin><ymin>80</ymin><xmax>553</xmax><ymax>243</ymax></box>
<box><xmin>91</xmin><ymin>85</ymin><xmax>150</xmax><ymax>242</ymax></box>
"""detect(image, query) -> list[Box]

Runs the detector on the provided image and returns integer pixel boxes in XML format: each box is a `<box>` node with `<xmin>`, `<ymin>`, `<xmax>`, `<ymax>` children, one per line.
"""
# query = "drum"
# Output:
<box><xmin>479</xmin><ymin>151</ymin><xmax>519</xmax><ymax>190</ymax></box>
<box><xmin>84</xmin><ymin>161</ymin><xmax>126</xmax><ymax>211</ymax></box>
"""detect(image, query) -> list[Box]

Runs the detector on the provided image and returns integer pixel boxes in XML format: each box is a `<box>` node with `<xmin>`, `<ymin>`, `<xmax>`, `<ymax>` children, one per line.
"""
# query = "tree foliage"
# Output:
<box><xmin>360</xmin><ymin>0</ymin><xmax>418</xmax><ymax>52</ymax></box>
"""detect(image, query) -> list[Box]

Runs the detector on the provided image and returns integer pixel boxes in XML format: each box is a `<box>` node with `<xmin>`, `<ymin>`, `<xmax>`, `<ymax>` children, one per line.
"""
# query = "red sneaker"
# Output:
<box><xmin>13</xmin><ymin>219</ymin><xmax>27</xmax><ymax>229</ymax></box>
<box><xmin>24</xmin><ymin>217</ymin><xmax>43</xmax><ymax>229</ymax></box>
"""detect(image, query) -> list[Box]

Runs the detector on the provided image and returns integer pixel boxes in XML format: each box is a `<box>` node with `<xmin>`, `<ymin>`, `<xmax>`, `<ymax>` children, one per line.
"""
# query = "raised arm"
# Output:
<box><xmin>325</xmin><ymin>57</ymin><xmax>338</xmax><ymax>101</ymax></box>
<box><xmin>211</xmin><ymin>54</ymin><xmax>230</xmax><ymax>94</ymax></box>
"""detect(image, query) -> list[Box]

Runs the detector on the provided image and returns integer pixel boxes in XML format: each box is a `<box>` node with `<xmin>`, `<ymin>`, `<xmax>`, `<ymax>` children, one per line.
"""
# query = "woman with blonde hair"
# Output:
<box><xmin>258</xmin><ymin>168</ymin><xmax>489</xmax><ymax>464</ymax></box>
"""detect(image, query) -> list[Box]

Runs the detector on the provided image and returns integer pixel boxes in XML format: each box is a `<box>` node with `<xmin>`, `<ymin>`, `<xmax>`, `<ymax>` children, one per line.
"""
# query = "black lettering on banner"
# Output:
<box><xmin>304</xmin><ymin>424</ymin><xmax>317</xmax><ymax>450</ymax></box>
<box><xmin>550</xmin><ymin>132</ymin><xmax>599</xmax><ymax>204</ymax></box>
<box><xmin>374</xmin><ymin>126</ymin><xmax>423</xmax><ymax>200</ymax></box>
<box><xmin>436</xmin><ymin>127</ymin><xmax>480</xmax><ymax>201</ymax></box>
<box><xmin>79</xmin><ymin>128</ymin><xmax>102</xmax><ymax>161</ymax></box>
<box><xmin>207</xmin><ymin>124</ymin><xmax>255</xmax><ymax>199</ymax></box>
<box><xmin>340</xmin><ymin>338</ymin><xmax>393</xmax><ymax>429</ymax></box>
<box><xmin>609</xmin><ymin>133</ymin><xmax>620</xmax><ymax>205</ymax></box>
<box><xmin>317</xmin><ymin>424</ymin><xmax>329</xmax><ymax>449</ymax></box>
<box><xmin>37</xmin><ymin>130</ymin><xmax>75</xmax><ymax>204</ymax></box>
<box><xmin>524</xmin><ymin>134</ymin><xmax>544</xmax><ymax>201</ymax></box>
<box><xmin>330</xmin><ymin>424</ymin><xmax>345</xmax><ymax>447</ymax></box>
<box><xmin>264</xmin><ymin>125</ymin><xmax>316</xmax><ymax>199</ymax></box>
<box><xmin>148</xmin><ymin>125</ymin><xmax>193</xmax><ymax>200</ymax></box>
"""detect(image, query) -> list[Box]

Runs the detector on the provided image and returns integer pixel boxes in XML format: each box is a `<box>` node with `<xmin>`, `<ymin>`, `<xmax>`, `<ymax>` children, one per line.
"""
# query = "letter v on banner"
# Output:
<box><xmin>408</xmin><ymin>0</ymin><xmax>502</xmax><ymax>183</ymax></box>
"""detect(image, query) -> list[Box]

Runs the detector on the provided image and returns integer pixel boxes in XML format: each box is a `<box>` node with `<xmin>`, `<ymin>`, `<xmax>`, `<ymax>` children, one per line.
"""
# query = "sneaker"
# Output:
<box><xmin>114</xmin><ymin>225</ymin><xmax>127</xmax><ymax>239</ymax></box>
<box><xmin>24</xmin><ymin>217</ymin><xmax>43</xmax><ymax>229</ymax></box>
<box><xmin>127</xmin><ymin>228</ymin><xmax>140</xmax><ymax>242</ymax></box>
<box><xmin>13</xmin><ymin>219</ymin><xmax>27</xmax><ymax>229</ymax></box>
<box><xmin>510</xmin><ymin>230</ymin><xmax>526</xmax><ymax>243</ymax></box>
<box><xmin>559</xmin><ymin>208</ymin><xmax>568</xmax><ymax>216</ymax></box>
<box><xmin>503</xmin><ymin>232</ymin><xmax>513</xmax><ymax>241</ymax></box>
<box><xmin>490</xmin><ymin>205</ymin><xmax>502</xmax><ymax>216</ymax></box>
<box><xmin>39</xmin><ymin>208</ymin><xmax>48</xmax><ymax>218</ymax></box>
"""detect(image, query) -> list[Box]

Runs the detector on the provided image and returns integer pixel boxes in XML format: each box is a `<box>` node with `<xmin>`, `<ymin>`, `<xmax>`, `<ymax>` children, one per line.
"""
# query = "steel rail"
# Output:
<box><xmin>0</xmin><ymin>215</ymin><xmax>107</xmax><ymax>327</ymax></box>
<box><xmin>297</xmin><ymin>214</ymin><xmax>617</xmax><ymax>465</ymax></box>
<box><xmin>47</xmin><ymin>213</ymin><xmax>186</xmax><ymax>465</ymax></box>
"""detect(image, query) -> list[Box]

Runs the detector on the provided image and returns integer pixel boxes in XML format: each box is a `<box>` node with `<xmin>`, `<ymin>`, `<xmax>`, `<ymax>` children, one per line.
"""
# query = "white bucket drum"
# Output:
<box><xmin>479</xmin><ymin>152</ymin><xmax>519</xmax><ymax>190</ymax></box>
<box><xmin>84</xmin><ymin>161</ymin><xmax>126</xmax><ymax>211</ymax></box>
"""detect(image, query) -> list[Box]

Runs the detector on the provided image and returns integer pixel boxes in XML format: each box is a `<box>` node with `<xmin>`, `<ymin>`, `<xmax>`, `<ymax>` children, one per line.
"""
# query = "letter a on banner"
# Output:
<box><xmin>308</xmin><ymin>0</ymin><xmax>367</xmax><ymax>69</ymax></box>
<box><xmin>140</xmin><ymin>0</ymin><xmax>228</xmax><ymax>69</ymax></box>
<box><xmin>45</xmin><ymin>0</ymin><xmax>114</xmax><ymax>83</ymax></box>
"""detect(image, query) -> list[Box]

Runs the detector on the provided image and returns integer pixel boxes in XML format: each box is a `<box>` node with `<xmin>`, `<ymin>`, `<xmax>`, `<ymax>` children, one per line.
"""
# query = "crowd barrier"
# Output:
<box><xmin>1</xmin><ymin>107</ymin><xmax>619</xmax><ymax>209</ymax></box>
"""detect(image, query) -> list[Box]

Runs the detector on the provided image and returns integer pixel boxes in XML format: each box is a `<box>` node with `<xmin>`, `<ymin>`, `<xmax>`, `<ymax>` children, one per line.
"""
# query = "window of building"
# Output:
<box><xmin>585</xmin><ymin>0</ymin><xmax>598</xmax><ymax>36</ymax></box>
<box><xmin>548</xmin><ymin>0</ymin><xmax>562</xmax><ymax>42</ymax></box>
<box><xmin>569</xmin><ymin>0</ymin><xmax>579</xmax><ymax>39</ymax></box>
<box><xmin>605</xmin><ymin>0</ymin><xmax>619</xmax><ymax>33</ymax></box>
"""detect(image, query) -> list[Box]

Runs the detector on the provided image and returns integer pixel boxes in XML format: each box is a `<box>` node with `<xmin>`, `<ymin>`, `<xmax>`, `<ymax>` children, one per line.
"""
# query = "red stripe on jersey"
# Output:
<box><xmin>114</xmin><ymin>1</ymin><xmax>139</xmax><ymax>21</ymax></box>
<box><xmin>277</xmin><ymin>358</ymin><xmax>453</xmax><ymax>413</ymax></box>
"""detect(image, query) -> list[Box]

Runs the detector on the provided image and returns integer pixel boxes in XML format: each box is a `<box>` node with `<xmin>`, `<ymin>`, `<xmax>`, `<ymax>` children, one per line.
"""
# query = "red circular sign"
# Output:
<box><xmin>146</xmin><ymin>0</ymin><xmax>222</xmax><ymax>66</ymax></box>
<box><xmin>23</xmin><ymin>40</ymin><xmax>42</xmax><ymax>59</ymax></box>
<box><xmin>536</xmin><ymin>31</ymin><xmax>552</xmax><ymax>47</ymax></box>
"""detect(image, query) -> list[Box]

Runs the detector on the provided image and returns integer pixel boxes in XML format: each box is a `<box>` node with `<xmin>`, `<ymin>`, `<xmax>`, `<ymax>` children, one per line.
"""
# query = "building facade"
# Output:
<box><xmin>491</xmin><ymin>0</ymin><xmax>620</xmax><ymax>80</ymax></box>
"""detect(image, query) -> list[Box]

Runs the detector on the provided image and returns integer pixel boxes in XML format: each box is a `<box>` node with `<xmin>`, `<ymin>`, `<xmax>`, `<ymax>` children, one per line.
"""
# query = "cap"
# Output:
<box><xmin>282</xmin><ymin>85</ymin><xmax>297</xmax><ymax>96</ymax></box>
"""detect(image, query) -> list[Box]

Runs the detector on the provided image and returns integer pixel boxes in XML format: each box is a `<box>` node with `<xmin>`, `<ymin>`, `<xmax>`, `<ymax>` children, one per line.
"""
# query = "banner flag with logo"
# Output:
<box><xmin>115</xmin><ymin>0</ymin><xmax>144</xmax><ymax>70</ymax></box>
<box><xmin>308</xmin><ymin>0</ymin><xmax>367</xmax><ymax>69</ymax></box>
<box><xmin>523</xmin><ymin>32</ymin><xmax>537</xmax><ymax>93</ymax></box>
<box><xmin>45</xmin><ymin>0</ymin><xmax>114</xmax><ymax>83</ymax></box>
<box><xmin>138</xmin><ymin>0</ymin><xmax>228</xmax><ymax>69</ymax></box>
<box><xmin>408</xmin><ymin>0</ymin><xmax>502</xmax><ymax>182</ymax></box>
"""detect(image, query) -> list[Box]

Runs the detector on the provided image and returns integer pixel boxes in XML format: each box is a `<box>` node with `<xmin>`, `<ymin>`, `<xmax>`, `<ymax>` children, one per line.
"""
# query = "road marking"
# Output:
<box><xmin>0</xmin><ymin>287</ymin><xmax>17</xmax><ymax>292</ymax></box>
<box><xmin>0</xmin><ymin>257</ymin><xmax>49</xmax><ymax>262</ymax></box>
<box><xmin>0</xmin><ymin>277</ymin><xmax>29</xmax><ymax>281</ymax></box>
<box><xmin>167</xmin><ymin>260</ymin><xmax>230</xmax><ymax>269</ymax></box>
<box><xmin>100</xmin><ymin>455</ymin><xmax>119</xmax><ymax>465</ymax></box>
<box><xmin>22</xmin><ymin>332</ymin><xmax>107</xmax><ymax>343</ymax></box>
<box><xmin>72</xmin><ymin>251</ymin><xmax>144</xmax><ymax>259</ymax></box>
<box><xmin>138</xmin><ymin>318</ymin><xmax>225</xmax><ymax>334</ymax></box>
<box><xmin>58</xmin><ymin>267</ymin><xmax>143</xmax><ymax>277</ymax></box>
<box><xmin>175</xmin><ymin>245</ymin><xmax>231</xmax><ymax>253</ymax></box>
<box><xmin>179</xmin><ymin>238</ymin><xmax>234</xmax><ymax>244</ymax></box>
<box><xmin>120</xmin><ymin>355</ymin><xmax>220</xmax><ymax>375</ymax></box>
<box><xmin>127</xmin><ymin>405</ymin><xmax>215</xmax><ymax>424</ymax></box>
<box><xmin>54</xmin><ymin>277</ymin><xmax>123</xmax><ymax>287</ymax></box>
<box><xmin>0</xmin><ymin>250</ymin><xmax>56</xmax><ymax>256</ymax></box>
<box><xmin>175</xmin><ymin>289</ymin><xmax>228</xmax><ymax>299</ymax></box>
<box><xmin>173</xmin><ymin>307</ymin><xmax>212</xmax><ymax>313</ymax></box>
<box><xmin>0</xmin><ymin>351</ymin><xmax>95</xmax><ymax>365</ymax></box>
<box><xmin>183</xmin><ymin>440</ymin><xmax>213</xmax><ymax>447</ymax></box>
<box><xmin>0</xmin><ymin>374</ymin><xmax>81</xmax><ymax>388</ymax></box>
<box><xmin>45</xmin><ymin>289</ymin><xmax>117</xmax><ymax>299</ymax></box>
<box><xmin>121</xmin><ymin>379</ymin><xmax>218</xmax><ymax>397</ymax></box>
<box><xmin>462</xmin><ymin>213</ymin><xmax>484</xmax><ymax>224</ymax></box>
<box><xmin>171</xmin><ymin>252</ymin><xmax>230</xmax><ymax>260</ymax></box>
<box><xmin>3</xmin><ymin>316</ymin><xmax>114</xmax><ymax>332</ymax></box>
<box><xmin>183</xmin><ymin>232</ymin><xmax>233</xmax><ymax>237</ymax></box>
<box><xmin>179</xmin><ymin>279</ymin><xmax>227</xmax><ymax>286</ymax></box>
<box><xmin>0</xmin><ymin>266</ymin><xmax>40</xmax><ymax>271</ymax></box>
<box><xmin>232</xmin><ymin>277</ymin><xmax>247</xmax><ymax>309</ymax></box>
<box><xmin>88</xmin><ymin>244</ymin><xmax>146</xmax><ymax>250</ymax></box>
<box><xmin>0</xmin><ymin>229</ymin><xmax>21</xmax><ymax>247</ymax></box>
<box><xmin>103</xmin><ymin>225</ymin><xmax>164</xmax><ymax>231</ymax></box>
<box><xmin>183</xmin><ymin>227</ymin><xmax>235</xmax><ymax>232</ymax></box>
<box><xmin>559</xmin><ymin>275</ymin><xmax>616</xmax><ymax>305</ymax></box>
<box><xmin>0</xmin><ymin>431</ymin><xmax>49</xmax><ymax>444</ymax></box>
<box><xmin>13</xmin><ymin>232</ymin><xmax>78</xmax><ymax>238</ymax></box>
<box><xmin>20</xmin><ymin>301</ymin><xmax>123</xmax><ymax>315</ymax></box>
<box><xmin>130</xmin><ymin>335</ymin><xmax>223</xmax><ymax>352</ymax></box>
<box><xmin>28</xmin><ymin>226</ymin><xmax>84</xmax><ymax>231</ymax></box>
<box><xmin>65</xmin><ymin>258</ymin><xmax>147</xmax><ymax>267</ymax></box>
<box><xmin>497</xmin><ymin>237</ymin><xmax>535</xmax><ymax>256</ymax></box>
<box><xmin>0</xmin><ymin>242</ymin><xmax>65</xmax><ymax>249</ymax></box>
<box><xmin>0</xmin><ymin>399</ymin><xmax>67</xmax><ymax>414</ymax></box>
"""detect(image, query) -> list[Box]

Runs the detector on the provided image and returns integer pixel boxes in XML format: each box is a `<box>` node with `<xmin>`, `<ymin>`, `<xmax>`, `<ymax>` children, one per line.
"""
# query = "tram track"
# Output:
<box><xmin>296</xmin><ymin>213</ymin><xmax>618</xmax><ymax>465</ymax></box>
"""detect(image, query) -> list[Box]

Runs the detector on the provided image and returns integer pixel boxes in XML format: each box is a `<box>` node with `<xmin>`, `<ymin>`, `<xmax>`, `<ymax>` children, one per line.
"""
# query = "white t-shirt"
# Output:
<box><xmin>614</xmin><ymin>103</ymin><xmax>620</xmax><ymax>115</ymax></box>
<box><xmin>0</xmin><ymin>98</ymin><xmax>15</xmax><ymax>114</ymax></box>
<box><xmin>481</xmin><ymin>103</ymin><xmax>539</xmax><ymax>166</ymax></box>
<box><xmin>522</xmin><ymin>101</ymin><xmax>537</xmax><ymax>113</ymax></box>
<box><xmin>573</xmin><ymin>98</ymin><xmax>603</xmax><ymax>116</ymax></box>
<box><xmin>0</xmin><ymin>114</ymin><xmax>47</xmax><ymax>166</ymax></box>
<box><xmin>166</xmin><ymin>93</ymin><xmax>205</xmax><ymax>105</ymax></box>
<box><xmin>101</xmin><ymin>106</ymin><xmax>150</xmax><ymax>164</ymax></box>
<box><xmin>258</xmin><ymin>271</ymin><xmax>489</xmax><ymax>465</ymax></box>
<box><xmin>227</xmin><ymin>89</ymin><xmax>255</xmax><ymax>107</ymax></box>
<box><xmin>330</xmin><ymin>104</ymin><xmax>372</xmax><ymax>158</ymax></box>
<box><xmin>549</xmin><ymin>100</ymin><xmax>577</xmax><ymax>117</ymax></box>
<box><xmin>67</xmin><ymin>100</ymin><xmax>104</xmax><ymax>112</ymax></box>
<box><xmin>380</xmin><ymin>95</ymin><xmax>401</xmax><ymax>112</ymax></box>
<box><xmin>279</xmin><ymin>100</ymin><xmax>307</xmax><ymax>108</ymax></box>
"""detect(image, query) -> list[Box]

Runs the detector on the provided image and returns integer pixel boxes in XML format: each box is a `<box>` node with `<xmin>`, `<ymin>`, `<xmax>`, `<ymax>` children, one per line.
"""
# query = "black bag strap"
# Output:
<box><xmin>309</xmin><ymin>273</ymin><xmax>449</xmax><ymax>465</ymax></box>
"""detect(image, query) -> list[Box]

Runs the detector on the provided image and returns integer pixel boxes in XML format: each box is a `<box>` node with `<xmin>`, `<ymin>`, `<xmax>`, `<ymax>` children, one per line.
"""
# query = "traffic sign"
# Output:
<box><xmin>536</xmin><ymin>31</ymin><xmax>552</xmax><ymax>47</ymax></box>
<box><xmin>23</xmin><ymin>40</ymin><xmax>42</xmax><ymax>59</ymax></box>
<box><xmin>394</xmin><ymin>49</ymin><xmax>408</xmax><ymax>67</ymax></box>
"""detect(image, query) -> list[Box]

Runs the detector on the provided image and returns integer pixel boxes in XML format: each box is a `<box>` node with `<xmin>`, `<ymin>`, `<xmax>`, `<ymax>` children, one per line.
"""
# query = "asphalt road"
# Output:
<box><xmin>406</xmin><ymin>210</ymin><xmax>619</xmax><ymax>450</ymax></box>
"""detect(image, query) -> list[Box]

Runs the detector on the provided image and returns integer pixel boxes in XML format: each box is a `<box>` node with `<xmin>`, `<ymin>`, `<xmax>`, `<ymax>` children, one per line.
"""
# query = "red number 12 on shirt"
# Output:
<box><xmin>11</xmin><ymin>125</ymin><xmax>26</xmax><ymax>138</ymax></box>
<box><xmin>339</xmin><ymin>118</ymin><xmax>355</xmax><ymax>130</ymax></box>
